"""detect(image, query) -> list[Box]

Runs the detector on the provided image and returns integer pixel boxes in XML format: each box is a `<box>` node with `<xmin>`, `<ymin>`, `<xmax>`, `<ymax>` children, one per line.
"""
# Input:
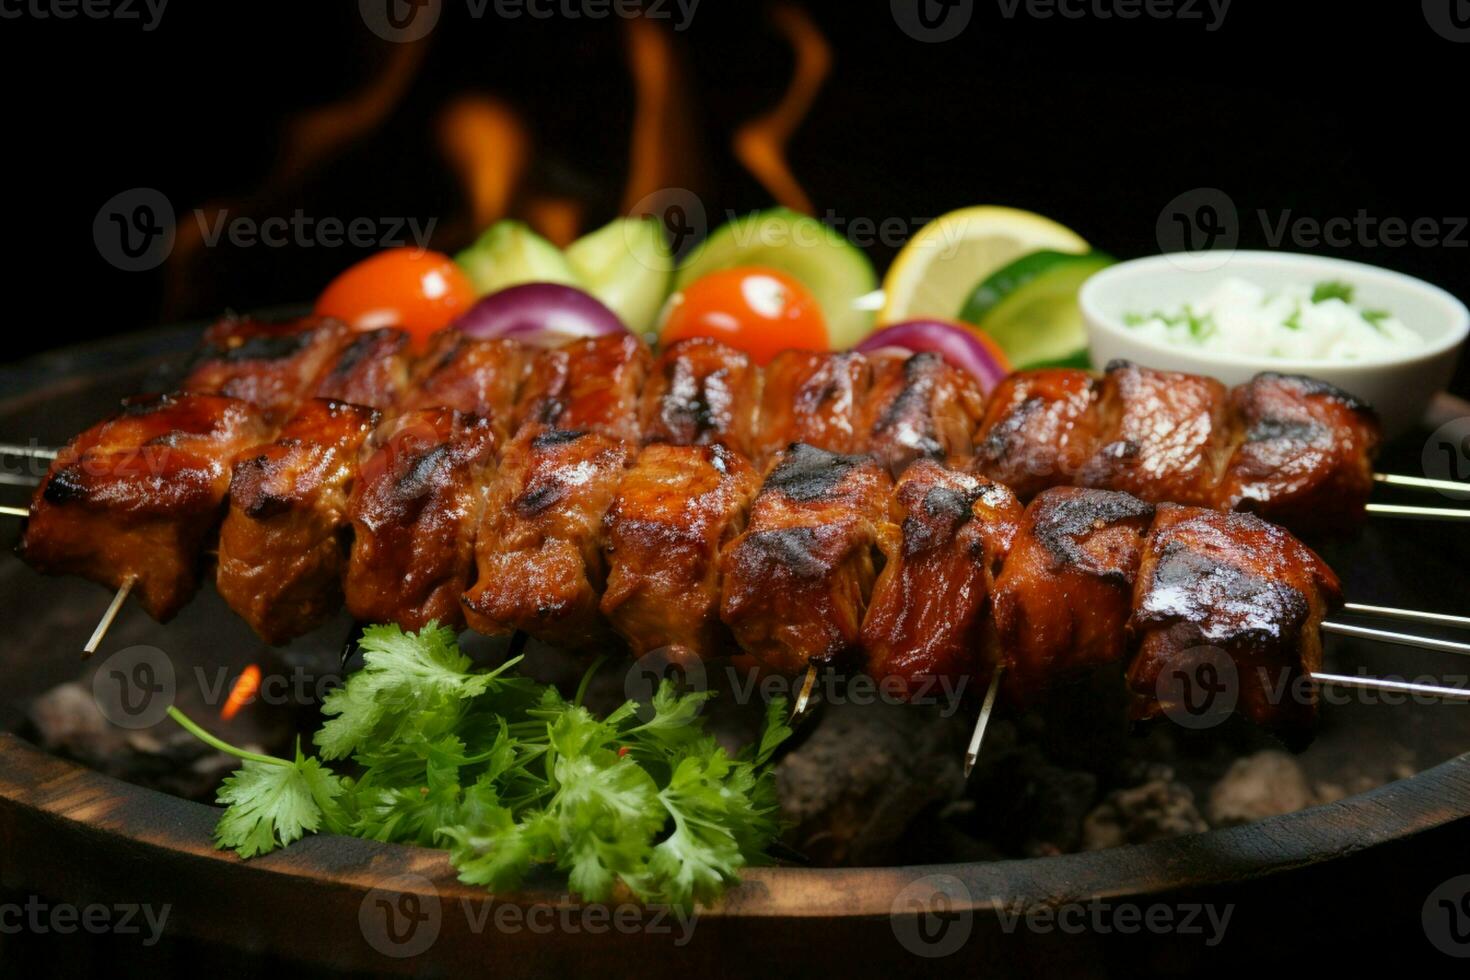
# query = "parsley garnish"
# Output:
<box><xmin>170</xmin><ymin>623</ymin><xmax>791</xmax><ymax>909</ymax></box>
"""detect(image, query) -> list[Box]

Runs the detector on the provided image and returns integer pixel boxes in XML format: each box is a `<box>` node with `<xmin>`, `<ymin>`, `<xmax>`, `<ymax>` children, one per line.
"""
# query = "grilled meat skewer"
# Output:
<box><xmin>19</xmin><ymin>321</ymin><xmax>1383</xmax><ymax>650</ymax></box>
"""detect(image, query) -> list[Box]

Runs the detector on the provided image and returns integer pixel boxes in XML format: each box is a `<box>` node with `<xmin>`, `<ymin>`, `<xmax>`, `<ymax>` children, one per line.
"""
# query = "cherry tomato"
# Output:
<box><xmin>315</xmin><ymin>248</ymin><xmax>476</xmax><ymax>352</ymax></box>
<box><xmin>658</xmin><ymin>267</ymin><xmax>827</xmax><ymax>364</ymax></box>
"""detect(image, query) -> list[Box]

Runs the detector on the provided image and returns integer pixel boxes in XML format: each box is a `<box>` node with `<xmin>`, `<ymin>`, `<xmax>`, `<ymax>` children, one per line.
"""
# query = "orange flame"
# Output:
<box><xmin>732</xmin><ymin>4</ymin><xmax>829</xmax><ymax>216</ymax></box>
<box><xmin>220</xmin><ymin>663</ymin><xmax>262</xmax><ymax>722</ymax></box>
<box><xmin>438</xmin><ymin>95</ymin><xmax>531</xmax><ymax>233</ymax></box>
<box><xmin>621</xmin><ymin>18</ymin><xmax>700</xmax><ymax>215</ymax></box>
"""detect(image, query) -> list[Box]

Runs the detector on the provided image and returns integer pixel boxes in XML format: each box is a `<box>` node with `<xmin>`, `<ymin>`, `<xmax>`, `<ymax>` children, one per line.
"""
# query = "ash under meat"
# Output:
<box><xmin>764</xmin><ymin>667</ymin><xmax>1414</xmax><ymax>866</ymax></box>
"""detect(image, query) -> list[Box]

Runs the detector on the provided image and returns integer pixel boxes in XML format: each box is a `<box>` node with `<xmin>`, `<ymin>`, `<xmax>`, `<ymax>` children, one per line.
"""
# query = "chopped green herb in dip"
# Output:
<box><xmin>1123</xmin><ymin>277</ymin><xmax>1420</xmax><ymax>361</ymax></box>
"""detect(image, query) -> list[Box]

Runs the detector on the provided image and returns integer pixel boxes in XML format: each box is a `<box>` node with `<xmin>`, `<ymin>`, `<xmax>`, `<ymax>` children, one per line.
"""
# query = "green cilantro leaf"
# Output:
<box><xmin>213</xmin><ymin>746</ymin><xmax>346</xmax><ymax>858</ymax></box>
<box><xmin>316</xmin><ymin>622</ymin><xmax>499</xmax><ymax>759</ymax></box>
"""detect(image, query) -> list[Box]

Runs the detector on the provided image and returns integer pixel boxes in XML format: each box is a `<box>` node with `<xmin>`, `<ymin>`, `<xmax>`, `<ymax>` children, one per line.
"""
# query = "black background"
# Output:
<box><xmin>1</xmin><ymin>0</ymin><xmax>1467</xmax><ymax>392</ymax></box>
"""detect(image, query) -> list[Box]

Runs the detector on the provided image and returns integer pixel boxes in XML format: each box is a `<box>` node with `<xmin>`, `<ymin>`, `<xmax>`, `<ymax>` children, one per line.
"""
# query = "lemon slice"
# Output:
<box><xmin>879</xmin><ymin>206</ymin><xmax>1089</xmax><ymax>324</ymax></box>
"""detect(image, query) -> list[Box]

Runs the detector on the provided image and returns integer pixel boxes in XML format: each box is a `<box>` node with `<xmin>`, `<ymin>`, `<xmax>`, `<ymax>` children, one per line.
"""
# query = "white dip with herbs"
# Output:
<box><xmin>1123</xmin><ymin>277</ymin><xmax>1422</xmax><ymax>361</ymax></box>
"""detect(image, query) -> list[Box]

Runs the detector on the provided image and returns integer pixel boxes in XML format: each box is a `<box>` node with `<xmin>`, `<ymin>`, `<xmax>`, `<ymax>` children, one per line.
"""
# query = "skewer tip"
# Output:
<box><xmin>82</xmin><ymin>577</ymin><xmax>135</xmax><ymax>658</ymax></box>
<box><xmin>963</xmin><ymin>667</ymin><xmax>1005</xmax><ymax>781</ymax></box>
<box><xmin>791</xmin><ymin>663</ymin><xmax>819</xmax><ymax>720</ymax></box>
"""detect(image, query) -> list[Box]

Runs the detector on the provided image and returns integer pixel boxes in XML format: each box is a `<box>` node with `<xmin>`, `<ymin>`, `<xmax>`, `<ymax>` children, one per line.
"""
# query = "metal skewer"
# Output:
<box><xmin>83</xmin><ymin>577</ymin><xmax>135</xmax><ymax>657</ymax></box>
<box><xmin>1373</xmin><ymin>473</ymin><xmax>1469</xmax><ymax>494</ymax></box>
<box><xmin>0</xmin><ymin>505</ymin><xmax>27</xmax><ymax>518</ymax></box>
<box><xmin>1365</xmin><ymin>502</ymin><xmax>1470</xmax><ymax>521</ymax></box>
<box><xmin>0</xmin><ymin>473</ymin><xmax>39</xmax><ymax>488</ymax></box>
<box><xmin>0</xmin><ymin>443</ymin><xmax>57</xmax><ymax>460</ymax></box>
<box><xmin>963</xmin><ymin>667</ymin><xmax>1004</xmax><ymax>779</ymax></box>
<box><xmin>1341</xmin><ymin>603</ymin><xmax>1470</xmax><ymax>630</ymax></box>
<box><xmin>1321</xmin><ymin>621</ymin><xmax>1470</xmax><ymax>656</ymax></box>
<box><xmin>1311</xmin><ymin>672</ymin><xmax>1470</xmax><ymax>702</ymax></box>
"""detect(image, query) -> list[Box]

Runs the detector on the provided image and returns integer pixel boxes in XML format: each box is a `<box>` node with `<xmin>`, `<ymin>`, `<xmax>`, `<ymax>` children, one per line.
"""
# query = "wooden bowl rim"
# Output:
<box><xmin>4</xmin><ymin>732</ymin><xmax>1469</xmax><ymax>918</ymax></box>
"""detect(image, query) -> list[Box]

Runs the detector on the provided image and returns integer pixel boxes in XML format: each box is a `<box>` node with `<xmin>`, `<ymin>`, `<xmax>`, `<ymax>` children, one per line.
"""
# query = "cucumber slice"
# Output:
<box><xmin>958</xmin><ymin>250</ymin><xmax>1114</xmax><ymax>369</ymax></box>
<box><xmin>455</xmin><ymin>220</ymin><xmax>578</xmax><ymax>296</ymax></box>
<box><xmin>674</xmin><ymin>207</ymin><xmax>878</xmax><ymax>348</ymax></box>
<box><xmin>566</xmin><ymin>217</ymin><xmax>673</xmax><ymax>336</ymax></box>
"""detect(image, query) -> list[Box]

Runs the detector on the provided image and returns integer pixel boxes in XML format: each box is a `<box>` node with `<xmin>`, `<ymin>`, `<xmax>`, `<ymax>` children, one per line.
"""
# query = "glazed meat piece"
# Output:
<box><xmin>1215</xmin><ymin>373</ymin><xmax>1381</xmax><ymax>536</ymax></box>
<box><xmin>750</xmin><ymin>351</ymin><xmax>871</xmax><ymax>465</ymax></box>
<box><xmin>862</xmin><ymin>461</ymin><xmax>1022</xmax><ymax>699</ymax></box>
<box><xmin>862</xmin><ymin>352</ymin><xmax>987</xmax><ymax>474</ymax></box>
<box><xmin>720</xmin><ymin>443</ymin><xmax>898</xmax><ymax>675</ymax></box>
<box><xmin>405</xmin><ymin>331</ymin><xmax>532</xmax><ymax>424</ymax></box>
<box><xmin>972</xmin><ymin>368</ymin><xmax>1102</xmax><ymax>499</ymax></box>
<box><xmin>1126</xmin><ymin>504</ymin><xmax>1342</xmax><ymax>734</ymax></box>
<box><xmin>601</xmin><ymin>443</ymin><xmax>759</xmax><ymax>660</ymax></box>
<box><xmin>514</xmin><ymin>334</ymin><xmax>652</xmax><ymax>442</ymax></box>
<box><xmin>19</xmin><ymin>392</ymin><xmax>269</xmax><ymax>620</ymax></box>
<box><xmin>1078</xmin><ymin>361</ymin><xmax>1231</xmax><ymax>506</ymax></box>
<box><xmin>309</xmin><ymin>327</ymin><xmax>412</xmax><ymax>410</ymax></box>
<box><xmin>462</xmin><ymin>428</ymin><xmax>632</xmax><ymax>648</ymax></box>
<box><xmin>182</xmin><ymin>316</ymin><xmax>350</xmax><ymax>423</ymax></box>
<box><xmin>344</xmin><ymin>408</ymin><xmax>498</xmax><ymax>630</ymax></box>
<box><xmin>638</xmin><ymin>337</ymin><xmax>762</xmax><ymax>457</ymax></box>
<box><xmin>216</xmin><ymin>399</ymin><xmax>380</xmax><ymax>644</ymax></box>
<box><xmin>991</xmin><ymin>487</ymin><xmax>1154</xmax><ymax>705</ymax></box>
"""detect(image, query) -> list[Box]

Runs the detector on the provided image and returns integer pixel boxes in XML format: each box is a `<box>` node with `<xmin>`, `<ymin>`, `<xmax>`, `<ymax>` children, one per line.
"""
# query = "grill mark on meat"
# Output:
<box><xmin>1139</xmin><ymin>540</ymin><xmax>1310</xmax><ymax>646</ymax></box>
<box><xmin>322</xmin><ymin>331</ymin><xmax>382</xmax><ymax>379</ymax></box>
<box><xmin>393</xmin><ymin>445</ymin><xmax>452</xmax><ymax>503</ymax></box>
<box><xmin>738</xmin><ymin>527</ymin><xmax>828</xmax><ymax>579</ymax></box>
<box><xmin>763</xmin><ymin>443</ymin><xmax>870</xmax><ymax>502</ymax></box>
<box><xmin>871</xmin><ymin>353</ymin><xmax>945</xmax><ymax>459</ymax></box>
<box><xmin>198</xmin><ymin>330</ymin><xmax>315</xmax><ymax>366</ymax></box>
<box><xmin>515</xmin><ymin>480</ymin><xmax>568</xmax><ymax>518</ymax></box>
<box><xmin>1246</xmin><ymin>418</ymin><xmax>1326</xmax><ymax>444</ymax></box>
<box><xmin>1031</xmin><ymin>489</ymin><xmax>1154</xmax><ymax>575</ymax></box>
<box><xmin>1254</xmin><ymin>371</ymin><xmax>1375</xmax><ymax>415</ymax></box>
<box><xmin>531</xmin><ymin>428</ymin><xmax>588</xmax><ymax>449</ymax></box>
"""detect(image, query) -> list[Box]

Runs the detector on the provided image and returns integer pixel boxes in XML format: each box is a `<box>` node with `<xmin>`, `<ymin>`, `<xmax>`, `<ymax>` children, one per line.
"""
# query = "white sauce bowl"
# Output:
<box><xmin>1080</xmin><ymin>251</ymin><xmax>1469</xmax><ymax>437</ymax></box>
